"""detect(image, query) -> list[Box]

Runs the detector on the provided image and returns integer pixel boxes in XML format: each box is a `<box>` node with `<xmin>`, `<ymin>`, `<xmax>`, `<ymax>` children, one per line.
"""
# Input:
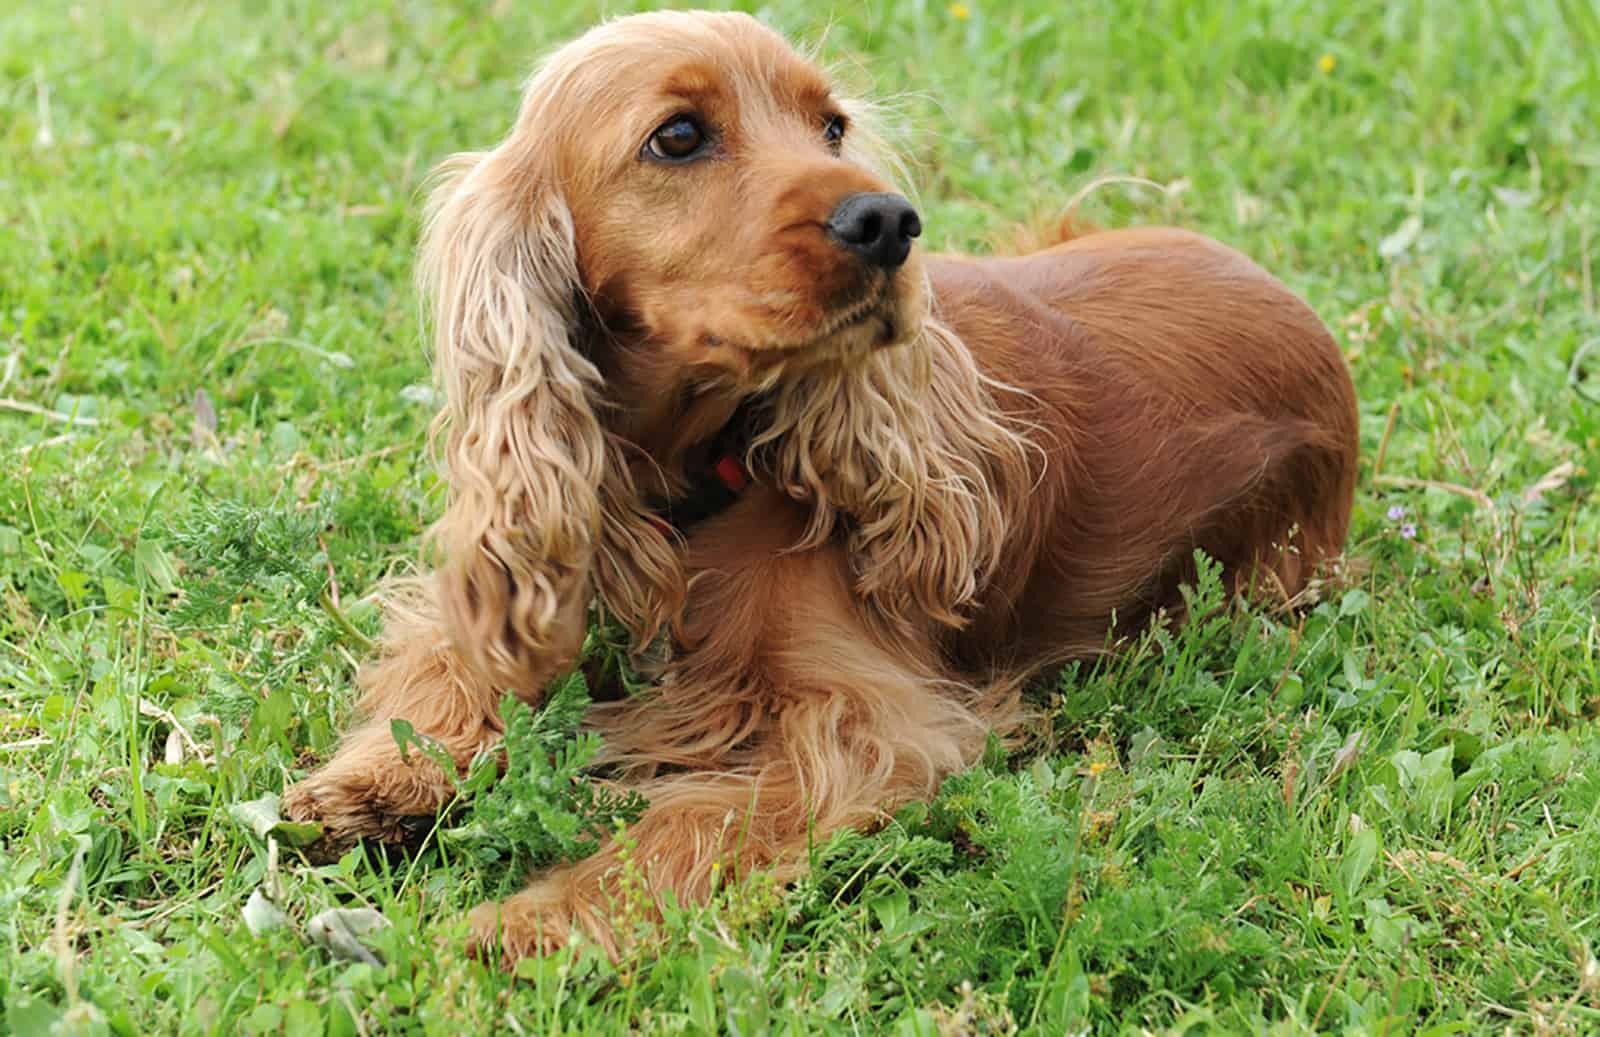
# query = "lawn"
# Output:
<box><xmin>3</xmin><ymin>0</ymin><xmax>1598</xmax><ymax>1033</ymax></box>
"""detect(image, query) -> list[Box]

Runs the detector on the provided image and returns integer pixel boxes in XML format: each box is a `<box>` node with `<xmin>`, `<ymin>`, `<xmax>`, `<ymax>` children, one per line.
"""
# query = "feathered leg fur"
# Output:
<box><xmin>282</xmin><ymin>578</ymin><xmax>587</xmax><ymax>849</ymax></box>
<box><xmin>467</xmin><ymin>492</ymin><xmax>1023</xmax><ymax>959</ymax></box>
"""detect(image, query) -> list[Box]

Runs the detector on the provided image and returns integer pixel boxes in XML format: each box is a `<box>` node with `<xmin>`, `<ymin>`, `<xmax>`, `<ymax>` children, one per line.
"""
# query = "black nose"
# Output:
<box><xmin>826</xmin><ymin>192</ymin><xmax>921</xmax><ymax>271</ymax></box>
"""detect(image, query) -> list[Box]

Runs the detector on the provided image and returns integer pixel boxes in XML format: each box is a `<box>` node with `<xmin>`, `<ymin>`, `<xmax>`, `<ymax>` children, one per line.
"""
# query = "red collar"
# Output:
<box><xmin>643</xmin><ymin>399</ymin><xmax>762</xmax><ymax>535</ymax></box>
<box><xmin>646</xmin><ymin>453</ymin><xmax>751</xmax><ymax>535</ymax></box>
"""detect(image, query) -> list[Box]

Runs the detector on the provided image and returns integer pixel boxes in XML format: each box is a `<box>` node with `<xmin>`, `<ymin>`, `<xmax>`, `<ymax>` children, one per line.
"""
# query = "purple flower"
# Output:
<box><xmin>1400</xmin><ymin>522</ymin><xmax>1417</xmax><ymax>539</ymax></box>
<box><xmin>1386</xmin><ymin>505</ymin><xmax>1405</xmax><ymax>521</ymax></box>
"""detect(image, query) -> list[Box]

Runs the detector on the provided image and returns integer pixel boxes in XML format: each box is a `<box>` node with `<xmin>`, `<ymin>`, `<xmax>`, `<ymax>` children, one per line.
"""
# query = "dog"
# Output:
<box><xmin>282</xmin><ymin>9</ymin><xmax>1359</xmax><ymax>963</ymax></box>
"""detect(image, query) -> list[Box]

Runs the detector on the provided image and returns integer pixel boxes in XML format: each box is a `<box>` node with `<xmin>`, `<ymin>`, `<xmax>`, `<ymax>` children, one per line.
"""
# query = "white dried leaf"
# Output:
<box><xmin>1378</xmin><ymin>216</ymin><xmax>1422</xmax><ymax>259</ymax></box>
<box><xmin>1330</xmin><ymin>729</ymin><xmax>1367</xmax><ymax>780</ymax></box>
<box><xmin>242</xmin><ymin>888</ymin><xmax>289</xmax><ymax>935</ymax></box>
<box><xmin>307</xmin><ymin>907</ymin><xmax>391</xmax><ymax>966</ymax></box>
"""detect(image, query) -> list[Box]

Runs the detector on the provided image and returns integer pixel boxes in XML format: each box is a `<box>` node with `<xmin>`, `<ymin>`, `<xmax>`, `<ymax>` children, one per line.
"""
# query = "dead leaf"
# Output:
<box><xmin>1521</xmin><ymin>461</ymin><xmax>1575</xmax><ymax>506</ymax></box>
<box><xmin>1329</xmin><ymin>729</ymin><xmax>1366</xmax><ymax>780</ymax></box>
<box><xmin>241</xmin><ymin>888</ymin><xmax>289</xmax><ymax>935</ymax></box>
<box><xmin>307</xmin><ymin>908</ymin><xmax>391</xmax><ymax>966</ymax></box>
<box><xmin>191</xmin><ymin>388</ymin><xmax>217</xmax><ymax>449</ymax></box>
<box><xmin>1378</xmin><ymin>215</ymin><xmax>1422</xmax><ymax>260</ymax></box>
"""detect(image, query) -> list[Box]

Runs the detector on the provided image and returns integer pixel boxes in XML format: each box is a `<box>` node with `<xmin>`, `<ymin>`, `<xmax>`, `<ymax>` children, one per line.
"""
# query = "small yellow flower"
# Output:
<box><xmin>949</xmin><ymin>3</ymin><xmax>971</xmax><ymax>20</ymax></box>
<box><xmin>1087</xmin><ymin>760</ymin><xmax>1110</xmax><ymax>776</ymax></box>
<box><xmin>1318</xmin><ymin>53</ymin><xmax>1336</xmax><ymax>74</ymax></box>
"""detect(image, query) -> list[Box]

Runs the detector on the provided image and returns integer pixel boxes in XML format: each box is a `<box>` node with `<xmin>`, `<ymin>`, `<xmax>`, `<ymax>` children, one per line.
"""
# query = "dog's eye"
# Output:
<box><xmin>823</xmin><ymin>114</ymin><xmax>846</xmax><ymax>149</ymax></box>
<box><xmin>646</xmin><ymin>115</ymin><xmax>708</xmax><ymax>162</ymax></box>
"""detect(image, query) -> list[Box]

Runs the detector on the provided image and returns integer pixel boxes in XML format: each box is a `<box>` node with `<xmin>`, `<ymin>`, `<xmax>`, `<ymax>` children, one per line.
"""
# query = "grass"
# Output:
<box><xmin>2</xmin><ymin>0</ymin><xmax>1598</xmax><ymax>1032</ymax></box>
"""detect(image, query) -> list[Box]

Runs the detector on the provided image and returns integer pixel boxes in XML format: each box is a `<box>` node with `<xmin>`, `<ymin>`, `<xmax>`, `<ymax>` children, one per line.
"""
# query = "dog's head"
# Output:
<box><xmin>550</xmin><ymin>13</ymin><xmax>925</xmax><ymax>381</ymax></box>
<box><xmin>421</xmin><ymin>12</ymin><xmax>1022</xmax><ymax>689</ymax></box>
<box><xmin>433</xmin><ymin>12</ymin><xmax>926</xmax><ymax>426</ymax></box>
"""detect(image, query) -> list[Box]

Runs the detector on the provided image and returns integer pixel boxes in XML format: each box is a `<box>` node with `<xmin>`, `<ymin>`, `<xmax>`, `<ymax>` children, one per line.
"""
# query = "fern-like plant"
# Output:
<box><xmin>443</xmin><ymin>670</ymin><xmax>648</xmax><ymax>879</ymax></box>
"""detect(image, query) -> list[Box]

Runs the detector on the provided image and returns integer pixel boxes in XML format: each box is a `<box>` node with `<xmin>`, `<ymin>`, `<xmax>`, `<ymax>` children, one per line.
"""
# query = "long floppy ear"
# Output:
<box><xmin>419</xmin><ymin>149</ymin><xmax>684</xmax><ymax>694</ymax></box>
<box><xmin>750</xmin><ymin>87</ymin><xmax>1041</xmax><ymax>631</ymax></box>
<box><xmin>418</xmin><ymin>149</ymin><xmax>603</xmax><ymax>693</ymax></box>
<box><xmin>759</xmin><ymin>315</ymin><xmax>1040</xmax><ymax>631</ymax></box>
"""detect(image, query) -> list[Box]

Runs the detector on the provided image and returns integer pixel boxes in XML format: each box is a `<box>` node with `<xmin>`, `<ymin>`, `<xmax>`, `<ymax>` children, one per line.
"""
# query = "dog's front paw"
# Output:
<box><xmin>280</xmin><ymin>738</ymin><xmax>455</xmax><ymax>862</ymax></box>
<box><xmin>466</xmin><ymin>881</ymin><xmax>617</xmax><ymax>967</ymax></box>
<box><xmin>280</xmin><ymin>774</ymin><xmax>436</xmax><ymax>863</ymax></box>
<box><xmin>466</xmin><ymin>897</ymin><xmax>557</xmax><ymax>968</ymax></box>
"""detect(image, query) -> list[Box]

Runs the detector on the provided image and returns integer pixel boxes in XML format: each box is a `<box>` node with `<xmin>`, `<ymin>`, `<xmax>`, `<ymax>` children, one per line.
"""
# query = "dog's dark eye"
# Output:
<box><xmin>646</xmin><ymin>115</ymin><xmax>708</xmax><ymax>162</ymax></box>
<box><xmin>823</xmin><ymin>114</ymin><xmax>846</xmax><ymax>149</ymax></box>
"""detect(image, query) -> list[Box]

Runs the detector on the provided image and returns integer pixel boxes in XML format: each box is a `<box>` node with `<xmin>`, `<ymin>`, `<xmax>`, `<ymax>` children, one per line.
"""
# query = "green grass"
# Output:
<box><xmin>3</xmin><ymin>0</ymin><xmax>1598</xmax><ymax>1032</ymax></box>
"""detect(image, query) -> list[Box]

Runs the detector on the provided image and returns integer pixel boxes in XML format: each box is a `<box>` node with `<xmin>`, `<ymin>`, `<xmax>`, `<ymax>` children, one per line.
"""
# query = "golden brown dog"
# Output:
<box><xmin>283</xmin><ymin>10</ymin><xmax>1358</xmax><ymax>962</ymax></box>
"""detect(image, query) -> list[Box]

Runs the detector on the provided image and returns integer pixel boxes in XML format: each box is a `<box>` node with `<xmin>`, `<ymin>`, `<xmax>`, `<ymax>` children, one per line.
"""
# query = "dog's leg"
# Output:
<box><xmin>465</xmin><ymin>544</ymin><xmax>1023</xmax><ymax>962</ymax></box>
<box><xmin>282</xmin><ymin>579</ymin><xmax>586</xmax><ymax>855</ymax></box>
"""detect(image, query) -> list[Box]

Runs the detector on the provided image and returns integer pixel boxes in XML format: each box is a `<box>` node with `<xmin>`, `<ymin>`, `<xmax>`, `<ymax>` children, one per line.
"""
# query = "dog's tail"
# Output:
<box><xmin>993</xmin><ymin>210</ymin><xmax>1097</xmax><ymax>256</ymax></box>
<box><xmin>996</xmin><ymin>174</ymin><xmax>1173</xmax><ymax>256</ymax></box>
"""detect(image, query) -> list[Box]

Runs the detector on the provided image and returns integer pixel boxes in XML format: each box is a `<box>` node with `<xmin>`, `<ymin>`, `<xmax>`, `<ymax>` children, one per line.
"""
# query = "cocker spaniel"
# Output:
<box><xmin>284</xmin><ymin>9</ymin><xmax>1359</xmax><ymax>962</ymax></box>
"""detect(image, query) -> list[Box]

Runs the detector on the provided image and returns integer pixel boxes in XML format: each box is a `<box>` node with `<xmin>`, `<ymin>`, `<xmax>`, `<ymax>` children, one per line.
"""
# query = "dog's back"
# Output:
<box><xmin>929</xmin><ymin>228</ymin><xmax>1359</xmax><ymax>668</ymax></box>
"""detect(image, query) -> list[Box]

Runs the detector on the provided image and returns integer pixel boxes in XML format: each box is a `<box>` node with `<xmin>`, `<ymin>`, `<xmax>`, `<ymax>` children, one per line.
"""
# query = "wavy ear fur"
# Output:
<box><xmin>742</xmin><ymin>91</ymin><xmax>1039</xmax><ymax>631</ymax></box>
<box><xmin>757</xmin><ymin>316</ymin><xmax>1039</xmax><ymax>631</ymax></box>
<box><xmin>419</xmin><ymin>149</ymin><xmax>680</xmax><ymax>695</ymax></box>
<box><xmin>419</xmin><ymin>150</ymin><xmax>600</xmax><ymax>693</ymax></box>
